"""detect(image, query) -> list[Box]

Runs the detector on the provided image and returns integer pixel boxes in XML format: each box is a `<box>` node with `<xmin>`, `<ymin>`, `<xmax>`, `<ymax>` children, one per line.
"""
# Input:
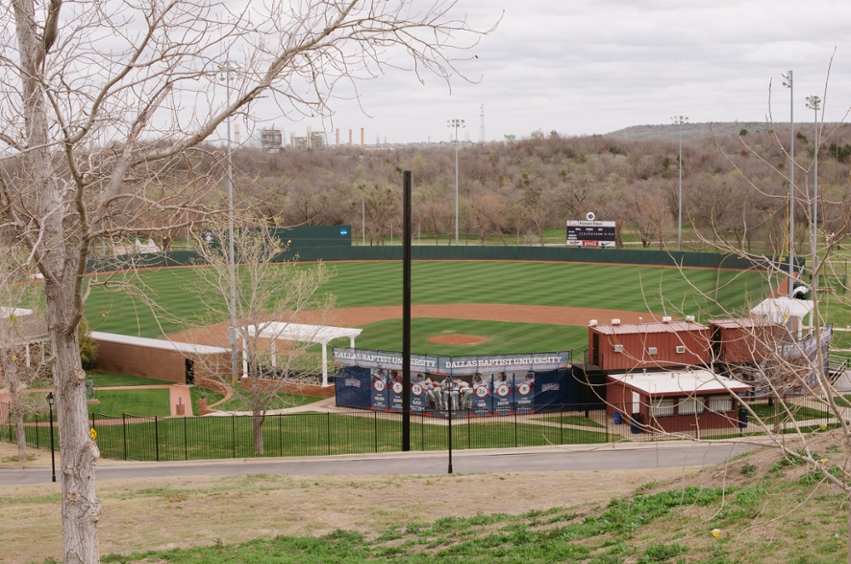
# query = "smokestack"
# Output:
<box><xmin>234</xmin><ymin>124</ymin><xmax>241</xmax><ymax>145</ymax></box>
<box><xmin>348</xmin><ymin>129</ymin><xmax>353</xmax><ymax>147</ymax></box>
<box><xmin>360</xmin><ymin>128</ymin><xmax>365</xmax><ymax>149</ymax></box>
<box><xmin>336</xmin><ymin>129</ymin><xmax>340</xmax><ymax>147</ymax></box>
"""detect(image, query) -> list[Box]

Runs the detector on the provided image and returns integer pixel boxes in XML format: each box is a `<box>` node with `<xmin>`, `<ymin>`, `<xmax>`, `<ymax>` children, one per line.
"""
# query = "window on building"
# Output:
<box><xmin>651</xmin><ymin>397</ymin><xmax>675</xmax><ymax>417</ymax></box>
<box><xmin>708</xmin><ymin>395</ymin><xmax>733</xmax><ymax>412</ymax></box>
<box><xmin>678</xmin><ymin>397</ymin><xmax>705</xmax><ymax>415</ymax></box>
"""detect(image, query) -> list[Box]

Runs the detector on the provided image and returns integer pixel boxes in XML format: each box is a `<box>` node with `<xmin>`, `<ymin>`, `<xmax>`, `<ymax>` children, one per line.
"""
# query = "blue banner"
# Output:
<box><xmin>492</xmin><ymin>372</ymin><xmax>515</xmax><ymax>416</ymax></box>
<box><xmin>410</xmin><ymin>373</ymin><xmax>429</xmax><ymax>413</ymax></box>
<box><xmin>471</xmin><ymin>374</ymin><xmax>494</xmax><ymax>417</ymax></box>
<box><xmin>335</xmin><ymin>365</ymin><xmax>576</xmax><ymax>416</ymax></box>
<box><xmin>370</xmin><ymin>368</ymin><xmax>389</xmax><ymax>411</ymax></box>
<box><xmin>515</xmin><ymin>371</ymin><xmax>536</xmax><ymax>414</ymax></box>
<box><xmin>335</xmin><ymin>367</ymin><xmax>371</xmax><ymax>410</ymax></box>
<box><xmin>388</xmin><ymin>371</ymin><xmax>404</xmax><ymax>412</ymax></box>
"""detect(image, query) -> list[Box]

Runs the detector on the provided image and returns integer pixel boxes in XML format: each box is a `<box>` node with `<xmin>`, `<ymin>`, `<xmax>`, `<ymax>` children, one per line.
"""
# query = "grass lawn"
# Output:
<box><xmin>745</xmin><ymin>400</ymin><xmax>831</xmax><ymax>423</ymax></box>
<box><xmin>84</xmin><ymin>261</ymin><xmax>774</xmax><ymax>338</ymax></box>
<box><xmin>87</xmin><ymin>370</ymin><xmax>173</xmax><ymax>387</ymax></box>
<box><xmin>538</xmin><ymin>414</ymin><xmax>606</xmax><ymax>429</ymax></box>
<box><xmin>343</xmin><ymin>317</ymin><xmax>587</xmax><ymax>355</ymax></box>
<box><xmin>88</xmin><ymin>389</ymin><xmax>171</xmax><ymax>418</ymax></box>
<box><xmin>87</xmin><ymin>412</ymin><xmax>611</xmax><ymax>461</ymax></box>
<box><xmin>211</xmin><ymin>392</ymin><xmax>324</xmax><ymax>412</ymax></box>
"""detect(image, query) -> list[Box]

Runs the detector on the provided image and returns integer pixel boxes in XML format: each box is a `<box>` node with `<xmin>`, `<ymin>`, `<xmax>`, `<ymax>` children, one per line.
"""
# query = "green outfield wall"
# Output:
<box><xmin>85</xmin><ymin>224</ymin><xmax>800</xmax><ymax>272</ymax></box>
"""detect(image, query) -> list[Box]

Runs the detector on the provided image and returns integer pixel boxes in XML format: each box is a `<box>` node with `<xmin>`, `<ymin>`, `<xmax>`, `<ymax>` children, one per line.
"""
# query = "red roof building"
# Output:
<box><xmin>588</xmin><ymin>321</ymin><xmax>712</xmax><ymax>371</ymax></box>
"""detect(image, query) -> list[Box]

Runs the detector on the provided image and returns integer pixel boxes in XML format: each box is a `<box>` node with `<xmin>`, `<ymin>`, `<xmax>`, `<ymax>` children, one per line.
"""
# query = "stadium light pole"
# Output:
<box><xmin>783</xmin><ymin>71</ymin><xmax>795</xmax><ymax>297</ymax></box>
<box><xmin>671</xmin><ymin>116</ymin><xmax>688</xmax><ymax>251</ymax></box>
<box><xmin>448</xmin><ymin>119</ymin><xmax>465</xmax><ymax>246</ymax></box>
<box><xmin>807</xmin><ymin>95</ymin><xmax>821</xmax><ymax>293</ymax></box>
<box><xmin>221</xmin><ymin>61</ymin><xmax>239</xmax><ymax>382</ymax></box>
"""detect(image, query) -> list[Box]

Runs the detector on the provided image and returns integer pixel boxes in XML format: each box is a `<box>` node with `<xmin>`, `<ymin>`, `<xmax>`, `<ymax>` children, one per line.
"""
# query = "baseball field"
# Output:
<box><xmin>83</xmin><ymin>260</ymin><xmax>775</xmax><ymax>355</ymax></box>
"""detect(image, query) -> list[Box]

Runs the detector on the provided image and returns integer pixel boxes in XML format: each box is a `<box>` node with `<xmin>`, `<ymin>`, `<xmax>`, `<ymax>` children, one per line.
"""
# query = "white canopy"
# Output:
<box><xmin>750</xmin><ymin>297</ymin><xmax>814</xmax><ymax>338</ymax></box>
<box><xmin>244</xmin><ymin>322</ymin><xmax>363</xmax><ymax>387</ymax></box>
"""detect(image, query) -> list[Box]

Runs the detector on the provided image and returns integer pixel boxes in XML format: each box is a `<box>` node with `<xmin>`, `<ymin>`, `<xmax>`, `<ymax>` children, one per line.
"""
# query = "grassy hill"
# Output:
<box><xmin>93</xmin><ymin>433</ymin><xmax>848</xmax><ymax>563</ymax></box>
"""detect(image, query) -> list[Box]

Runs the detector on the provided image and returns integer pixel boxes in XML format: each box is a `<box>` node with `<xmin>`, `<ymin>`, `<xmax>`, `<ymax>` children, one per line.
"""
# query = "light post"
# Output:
<box><xmin>220</xmin><ymin>62</ymin><xmax>239</xmax><ymax>382</ymax></box>
<box><xmin>447</xmin><ymin>119</ymin><xmax>465</xmax><ymax>246</ymax></box>
<box><xmin>783</xmin><ymin>71</ymin><xmax>795</xmax><ymax>297</ymax></box>
<box><xmin>807</xmin><ymin>95</ymin><xmax>821</xmax><ymax>293</ymax></box>
<box><xmin>447</xmin><ymin>386</ymin><xmax>453</xmax><ymax>474</ymax></box>
<box><xmin>46</xmin><ymin>392</ymin><xmax>56</xmax><ymax>483</ymax></box>
<box><xmin>671</xmin><ymin>116</ymin><xmax>688</xmax><ymax>251</ymax></box>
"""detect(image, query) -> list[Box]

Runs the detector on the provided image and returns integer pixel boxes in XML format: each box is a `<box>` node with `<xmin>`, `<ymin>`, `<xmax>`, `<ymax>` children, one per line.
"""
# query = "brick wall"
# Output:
<box><xmin>93</xmin><ymin>339</ymin><xmax>230</xmax><ymax>384</ymax></box>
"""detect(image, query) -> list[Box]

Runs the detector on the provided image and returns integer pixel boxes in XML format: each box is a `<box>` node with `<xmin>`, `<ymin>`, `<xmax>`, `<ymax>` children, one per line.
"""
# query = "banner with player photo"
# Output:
<box><xmin>334</xmin><ymin>349</ymin><xmax>575</xmax><ymax>416</ymax></box>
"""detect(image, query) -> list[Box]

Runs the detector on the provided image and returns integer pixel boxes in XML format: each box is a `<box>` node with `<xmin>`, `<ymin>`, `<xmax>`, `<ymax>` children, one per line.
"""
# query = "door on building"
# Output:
<box><xmin>185</xmin><ymin>358</ymin><xmax>195</xmax><ymax>385</ymax></box>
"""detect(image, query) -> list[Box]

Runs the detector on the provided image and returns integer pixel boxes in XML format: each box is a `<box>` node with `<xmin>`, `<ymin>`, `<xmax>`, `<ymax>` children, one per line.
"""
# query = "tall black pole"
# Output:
<box><xmin>47</xmin><ymin>394</ymin><xmax>56</xmax><ymax>483</ymax></box>
<box><xmin>402</xmin><ymin>171</ymin><xmax>412</xmax><ymax>451</ymax></box>
<box><xmin>447</xmin><ymin>387</ymin><xmax>453</xmax><ymax>474</ymax></box>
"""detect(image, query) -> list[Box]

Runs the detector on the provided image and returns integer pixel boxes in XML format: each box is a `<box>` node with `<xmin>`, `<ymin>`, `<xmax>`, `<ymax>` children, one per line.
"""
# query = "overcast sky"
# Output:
<box><xmin>238</xmin><ymin>0</ymin><xmax>851</xmax><ymax>145</ymax></box>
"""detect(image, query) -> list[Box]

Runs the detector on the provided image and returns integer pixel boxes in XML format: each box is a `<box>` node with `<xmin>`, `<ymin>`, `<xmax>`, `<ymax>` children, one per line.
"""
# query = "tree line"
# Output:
<box><xmin>196</xmin><ymin>124</ymin><xmax>851</xmax><ymax>254</ymax></box>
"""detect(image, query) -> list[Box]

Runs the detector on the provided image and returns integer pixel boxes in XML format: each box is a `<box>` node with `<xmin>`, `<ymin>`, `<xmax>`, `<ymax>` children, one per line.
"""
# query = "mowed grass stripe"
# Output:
<box><xmin>351</xmin><ymin>318</ymin><xmax>602</xmax><ymax>355</ymax></box>
<box><xmin>85</xmin><ymin>261</ymin><xmax>771</xmax><ymax>337</ymax></box>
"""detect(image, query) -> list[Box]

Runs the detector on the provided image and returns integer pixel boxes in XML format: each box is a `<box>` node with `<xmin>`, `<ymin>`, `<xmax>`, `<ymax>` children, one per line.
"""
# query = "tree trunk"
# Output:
<box><xmin>13</xmin><ymin>0</ymin><xmax>102</xmax><ymax>560</ymax></box>
<box><xmin>48</xmin><ymin>285</ymin><xmax>102</xmax><ymax>564</ymax></box>
<box><xmin>7</xmin><ymin>364</ymin><xmax>26</xmax><ymax>461</ymax></box>
<box><xmin>253</xmin><ymin>414</ymin><xmax>265</xmax><ymax>455</ymax></box>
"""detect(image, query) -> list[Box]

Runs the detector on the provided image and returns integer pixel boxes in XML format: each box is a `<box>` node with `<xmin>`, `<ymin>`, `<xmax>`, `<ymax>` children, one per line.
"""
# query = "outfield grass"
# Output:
<box><xmin>84</xmin><ymin>261</ymin><xmax>774</xmax><ymax>338</ymax></box>
<box><xmin>344</xmin><ymin>318</ymin><xmax>588</xmax><ymax>355</ymax></box>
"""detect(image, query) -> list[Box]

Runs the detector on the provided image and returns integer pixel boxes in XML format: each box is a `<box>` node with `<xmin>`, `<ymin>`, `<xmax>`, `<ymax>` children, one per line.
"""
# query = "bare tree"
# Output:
<box><xmin>0</xmin><ymin>1</ymin><xmax>493</xmax><ymax>561</ymax></box>
<box><xmin>602</xmin><ymin>71</ymin><xmax>851</xmax><ymax>562</ymax></box>
<box><xmin>192</xmin><ymin>222</ymin><xmax>334</xmax><ymax>455</ymax></box>
<box><xmin>0</xmin><ymin>245</ymin><xmax>47</xmax><ymax>462</ymax></box>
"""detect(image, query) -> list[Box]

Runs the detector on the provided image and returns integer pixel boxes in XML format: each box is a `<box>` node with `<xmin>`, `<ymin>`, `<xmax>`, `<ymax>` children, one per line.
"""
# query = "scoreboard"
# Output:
<box><xmin>566</xmin><ymin>220</ymin><xmax>616</xmax><ymax>247</ymax></box>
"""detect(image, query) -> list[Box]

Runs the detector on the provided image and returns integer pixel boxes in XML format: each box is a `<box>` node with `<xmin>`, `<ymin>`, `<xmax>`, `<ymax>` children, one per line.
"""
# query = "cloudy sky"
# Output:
<box><xmin>241</xmin><ymin>0</ymin><xmax>851</xmax><ymax>145</ymax></box>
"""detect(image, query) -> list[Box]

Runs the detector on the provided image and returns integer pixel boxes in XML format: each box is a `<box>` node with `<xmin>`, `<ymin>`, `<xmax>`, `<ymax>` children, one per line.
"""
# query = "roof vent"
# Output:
<box><xmin>611</xmin><ymin>318</ymin><xmax>621</xmax><ymax>326</ymax></box>
<box><xmin>589</xmin><ymin>319</ymin><xmax>598</xmax><ymax>327</ymax></box>
<box><xmin>685</xmin><ymin>315</ymin><xmax>695</xmax><ymax>323</ymax></box>
<box><xmin>662</xmin><ymin>316</ymin><xmax>672</xmax><ymax>323</ymax></box>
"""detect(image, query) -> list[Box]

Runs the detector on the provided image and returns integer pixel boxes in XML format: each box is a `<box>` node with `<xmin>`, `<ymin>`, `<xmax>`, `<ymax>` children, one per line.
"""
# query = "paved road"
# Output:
<box><xmin>0</xmin><ymin>442</ymin><xmax>757</xmax><ymax>485</ymax></box>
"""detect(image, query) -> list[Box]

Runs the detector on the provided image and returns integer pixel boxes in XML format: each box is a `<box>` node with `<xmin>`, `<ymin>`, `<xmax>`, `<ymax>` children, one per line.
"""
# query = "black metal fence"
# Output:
<box><xmin>2</xmin><ymin>397</ymin><xmax>842</xmax><ymax>462</ymax></box>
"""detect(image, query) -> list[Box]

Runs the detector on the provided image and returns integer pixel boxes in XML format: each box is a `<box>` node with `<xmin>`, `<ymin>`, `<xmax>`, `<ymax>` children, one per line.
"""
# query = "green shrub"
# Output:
<box><xmin>78</xmin><ymin>317</ymin><xmax>98</xmax><ymax>370</ymax></box>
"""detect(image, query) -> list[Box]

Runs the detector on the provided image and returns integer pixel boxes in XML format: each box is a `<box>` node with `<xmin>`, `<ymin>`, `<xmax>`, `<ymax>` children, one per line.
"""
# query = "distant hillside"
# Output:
<box><xmin>606</xmin><ymin>122</ymin><xmax>777</xmax><ymax>142</ymax></box>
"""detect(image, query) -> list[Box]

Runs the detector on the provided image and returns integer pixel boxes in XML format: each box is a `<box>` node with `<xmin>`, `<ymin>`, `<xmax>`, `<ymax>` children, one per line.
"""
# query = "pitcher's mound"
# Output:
<box><xmin>427</xmin><ymin>334</ymin><xmax>488</xmax><ymax>345</ymax></box>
